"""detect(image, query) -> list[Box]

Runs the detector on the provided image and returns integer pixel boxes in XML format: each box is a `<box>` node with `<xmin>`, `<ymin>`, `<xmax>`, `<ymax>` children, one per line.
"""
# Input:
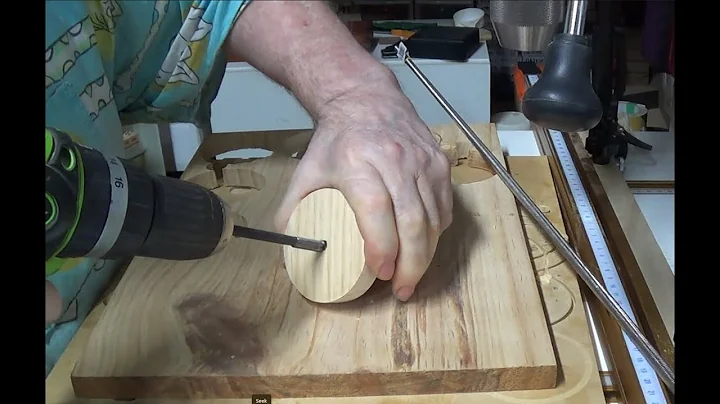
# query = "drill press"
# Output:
<box><xmin>481</xmin><ymin>0</ymin><xmax>673</xmax><ymax>394</ymax></box>
<box><xmin>492</xmin><ymin>0</ymin><xmax>652</xmax><ymax>167</ymax></box>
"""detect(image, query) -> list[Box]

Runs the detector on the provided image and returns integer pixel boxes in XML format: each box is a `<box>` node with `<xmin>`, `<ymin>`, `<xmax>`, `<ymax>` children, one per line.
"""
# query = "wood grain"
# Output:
<box><xmin>580</xmin><ymin>137</ymin><xmax>675</xmax><ymax>340</ymax></box>
<box><xmin>70</xmin><ymin>125</ymin><xmax>558</xmax><ymax>400</ymax></box>
<box><xmin>284</xmin><ymin>188</ymin><xmax>377</xmax><ymax>303</ymax></box>
<box><xmin>49</xmin><ymin>154</ymin><xmax>605</xmax><ymax>404</ymax></box>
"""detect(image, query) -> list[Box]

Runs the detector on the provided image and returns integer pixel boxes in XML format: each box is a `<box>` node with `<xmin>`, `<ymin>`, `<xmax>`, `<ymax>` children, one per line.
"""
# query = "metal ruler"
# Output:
<box><xmin>526</xmin><ymin>74</ymin><xmax>668</xmax><ymax>404</ymax></box>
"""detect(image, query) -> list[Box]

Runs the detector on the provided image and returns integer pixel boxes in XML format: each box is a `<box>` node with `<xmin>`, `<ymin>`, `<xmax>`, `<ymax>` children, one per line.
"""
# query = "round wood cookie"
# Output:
<box><xmin>283</xmin><ymin>188</ymin><xmax>377</xmax><ymax>304</ymax></box>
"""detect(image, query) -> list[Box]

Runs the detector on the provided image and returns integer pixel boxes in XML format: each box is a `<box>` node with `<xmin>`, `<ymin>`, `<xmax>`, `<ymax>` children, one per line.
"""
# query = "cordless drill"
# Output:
<box><xmin>45</xmin><ymin>128</ymin><xmax>326</xmax><ymax>277</ymax></box>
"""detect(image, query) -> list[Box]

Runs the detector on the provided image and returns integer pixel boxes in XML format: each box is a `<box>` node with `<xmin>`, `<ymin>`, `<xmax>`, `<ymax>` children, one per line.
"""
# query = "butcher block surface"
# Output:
<box><xmin>71</xmin><ymin>124</ymin><xmax>557</xmax><ymax>400</ymax></box>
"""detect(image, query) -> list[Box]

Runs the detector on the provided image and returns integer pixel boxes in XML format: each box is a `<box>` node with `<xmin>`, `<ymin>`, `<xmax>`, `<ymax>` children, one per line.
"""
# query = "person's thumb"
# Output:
<box><xmin>336</xmin><ymin>168</ymin><xmax>399</xmax><ymax>281</ymax></box>
<box><xmin>274</xmin><ymin>162</ymin><xmax>327</xmax><ymax>233</ymax></box>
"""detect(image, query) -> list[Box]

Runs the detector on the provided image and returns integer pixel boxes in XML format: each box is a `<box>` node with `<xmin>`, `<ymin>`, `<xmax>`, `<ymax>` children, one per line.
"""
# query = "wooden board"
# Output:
<box><xmin>582</xmin><ymin>137</ymin><xmax>675</xmax><ymax>340</ymax></box>
<box><xmin>71</xmin><ymin>125</ymin><xmax>557</xmax><ymax>400</ymax></box>
<box><xmin>48</xmin><ymin>156</ymin><xmax>605</xmax><ymax>404</ymax></box>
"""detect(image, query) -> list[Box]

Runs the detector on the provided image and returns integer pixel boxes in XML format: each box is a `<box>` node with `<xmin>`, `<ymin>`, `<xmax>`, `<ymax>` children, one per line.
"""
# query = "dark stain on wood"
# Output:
<box><xmin>175</xmin><ymin>293</ymin><xmax>265</xmax><ymax>374</ymax></box>
<box><xmin>390</xmin><ymin>301</ymin><xmax>415</xmax><ymax>370</ymax></box>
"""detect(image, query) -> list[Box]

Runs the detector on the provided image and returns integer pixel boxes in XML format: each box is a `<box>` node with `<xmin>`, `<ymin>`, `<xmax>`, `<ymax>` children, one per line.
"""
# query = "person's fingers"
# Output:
<box><xmin>416</xmin><ymin>174</ymin><xmax>442</xmax><ymax>250</ymax></box>
<box><xmin>438</xmin><ymin>183</ymin><xmax>453</xmax><ymax>232</ymax></box>
<box><xmin>428</xmin><ymin>157</ymin><xmax>454</xmax><ymax>232</ymax></box>
<box><xmin>337</xmin><ymin>166</ymin><xmax>399</xmax><ymax>282</ymax></box>
<box><xmin>385</xmin><ymin>177</ymin><xmax>432</xmax><ymax>301</ymax></box>
<box><xmin>46</xmin><ymin>281</ymin><xmax>62</xmax><ymax>324</ymax></box>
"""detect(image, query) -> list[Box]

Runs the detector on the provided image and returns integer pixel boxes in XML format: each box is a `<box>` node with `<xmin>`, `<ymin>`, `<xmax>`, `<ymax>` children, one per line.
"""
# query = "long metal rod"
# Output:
<box><xmin>396</xmin><ymin>45</ymin><xmax>675</xmax><ymax>393</ymax></box>
<box><xmin>564</xmin><ymin>0</ymin><xmax>588</xmax><ymax>36</ymax></box>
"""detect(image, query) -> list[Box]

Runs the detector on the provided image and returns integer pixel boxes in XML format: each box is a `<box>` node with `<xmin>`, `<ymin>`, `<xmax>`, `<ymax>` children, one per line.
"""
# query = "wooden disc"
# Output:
<box><xmin>283</xmin><ymin>188</ymin><xmax>377</xmax><ymax>304</ymax></box>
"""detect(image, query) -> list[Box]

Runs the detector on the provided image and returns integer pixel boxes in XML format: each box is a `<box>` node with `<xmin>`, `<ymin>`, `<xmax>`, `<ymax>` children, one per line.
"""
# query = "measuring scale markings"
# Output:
<box><xmin>527</xmin><ymin>74</ymin><xmax>668</xmax><ymax>404</ymax></box>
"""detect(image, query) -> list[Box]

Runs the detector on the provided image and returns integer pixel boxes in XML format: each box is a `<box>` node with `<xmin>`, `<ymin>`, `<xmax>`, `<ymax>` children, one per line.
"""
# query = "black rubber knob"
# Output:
<box><xmin>521</xmin><ymin>33</ymin><xmax>603</xmax><ymax>133</ymax></box>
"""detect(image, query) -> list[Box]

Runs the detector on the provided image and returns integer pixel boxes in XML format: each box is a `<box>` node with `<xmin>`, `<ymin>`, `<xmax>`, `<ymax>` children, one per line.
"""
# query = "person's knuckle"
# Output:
<box><xmin>413</xmin><ymin>146</ymin><xmax>432</xmax><ymax>168</ymax></box>
<box><xmin>427</xmin><ymin>215</ymin><xmax>442</xmax><ymax>234</ymax></box>
<box><xmin>343</xmin><ymin>146</ymin><xmax>365</xmax><ymax>167</ymax></box>
<box><xmin>434</xmin><ymin>151</ymin><xmax>452</xmax><ymax>176</ymax></box>
<box><xmin>364</xmin><ymin>191</ymin><xmax>392</xmax><ymax>211</ymax></box>
<box><xmin>380</xmin><ymin>140</ymin><xmax>405</xmax><ymax>161</ymax></box>
<box><xmin>397</xmin><ymin>206</ymin><xmax>427</xmax><ymax>234</ymax></box>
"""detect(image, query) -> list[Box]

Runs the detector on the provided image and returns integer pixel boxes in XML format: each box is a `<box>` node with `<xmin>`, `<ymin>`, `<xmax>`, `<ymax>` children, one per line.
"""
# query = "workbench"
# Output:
<box><xmin>45</xmin><ymin>125</ymin><xmax>674</xmax><ymax>404</ymax></box>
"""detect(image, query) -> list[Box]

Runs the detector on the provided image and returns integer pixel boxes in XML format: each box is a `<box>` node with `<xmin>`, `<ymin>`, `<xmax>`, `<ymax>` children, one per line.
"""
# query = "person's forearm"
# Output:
<box><xmin>226</xmin><ymin>1</ymin><xmax>399</xmax><ymax>119</ymax></box>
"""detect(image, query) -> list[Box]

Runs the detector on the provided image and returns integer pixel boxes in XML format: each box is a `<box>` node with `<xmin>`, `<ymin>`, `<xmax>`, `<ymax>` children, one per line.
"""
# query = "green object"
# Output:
<box><xmin>45</xmin><ymin>128</ymin><xmax>86</xmax><ymax>277</ymax></box>
<box><xmin>61</xmin><ymin>147</ymin><xmax>77</xmax><ymax>171</ymax></box>
<box><xmin>372</xmin><ymin>21</ymin><xmax>437</xmax><ymax>32</ymax></box>
<box><xmin>45</xmin><ymin>192</ymin><xmax>58</xmax><ymax>227</ymax></box>
<box><xmin>45</xmin><ymin>129</ymin><xmax>54</xmax><ymax>162</ymax></box>
<box><xmin>45</xmin><ymin>257</ymin><xmax>65</xmax><ymax>277</ymax></box>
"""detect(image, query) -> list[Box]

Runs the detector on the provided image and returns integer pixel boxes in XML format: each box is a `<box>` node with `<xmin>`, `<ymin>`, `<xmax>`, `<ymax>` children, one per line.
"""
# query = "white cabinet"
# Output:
<box><xmin>210</xmin><ymin>44</ymin><xmax>490</xmax><ymax>133</ymax></box>
<box><xmin>169</xmin><ymin>26</ymin><xmax>491</xmax><ymax>170</ymax></box>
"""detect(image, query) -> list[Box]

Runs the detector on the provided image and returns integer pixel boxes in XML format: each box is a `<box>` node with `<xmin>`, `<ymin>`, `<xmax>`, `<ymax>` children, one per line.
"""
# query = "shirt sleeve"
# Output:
<box><xmin>118</xmin><ymin>0</ymin><xmax>253</xmax><ymax>126</ymax></box>
<box><xmin>43</xmin><ymin>1</ymin><xmax>252</xmax><ymax>377</ymax></box>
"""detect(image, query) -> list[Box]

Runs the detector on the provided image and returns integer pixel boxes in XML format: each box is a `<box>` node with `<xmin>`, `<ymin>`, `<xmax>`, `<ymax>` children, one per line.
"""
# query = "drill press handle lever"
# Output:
<box><xmin>520</xmin><ymin>0</ymin><xmax>603</xmax><ymax>133</ymax></box>
<box><xmin>521</xmin><ymin>33</ymin><xmax>602</xmax><ymax>133</ymax></box>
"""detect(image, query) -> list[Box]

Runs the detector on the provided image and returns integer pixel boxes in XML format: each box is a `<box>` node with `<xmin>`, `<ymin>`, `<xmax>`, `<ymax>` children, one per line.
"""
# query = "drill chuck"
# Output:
<box><xmin>45</xmin><ymin>128</ymin><xmax>234</xmax><ymax>270</ymax></box>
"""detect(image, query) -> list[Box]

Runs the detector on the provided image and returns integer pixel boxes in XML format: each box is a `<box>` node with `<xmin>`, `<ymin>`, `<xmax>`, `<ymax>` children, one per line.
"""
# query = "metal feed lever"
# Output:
<box><xmin>520</xmin><ymin>0</ymin><xmax>603</xmax><ymax>134</ymax></box>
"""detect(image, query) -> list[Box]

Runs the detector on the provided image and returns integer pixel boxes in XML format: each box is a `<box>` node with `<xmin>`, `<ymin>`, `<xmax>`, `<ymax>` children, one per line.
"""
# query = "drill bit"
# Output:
<box><xmin>395</xmin><ymin>42</ymin><xmax>675</xmax><ymax>393</ymax></box>
<box><xmin>233</xmin><ymin>225</ymin><xmax>327</xmax><ymax>252</ymax></box>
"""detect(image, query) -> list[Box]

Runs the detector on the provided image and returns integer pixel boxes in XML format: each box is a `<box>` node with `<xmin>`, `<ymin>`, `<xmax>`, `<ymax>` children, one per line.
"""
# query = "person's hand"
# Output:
<box><xmin>275</xmin><ymin>85</ymin><xmax>453</xmax><ymax>301</ymax></box>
